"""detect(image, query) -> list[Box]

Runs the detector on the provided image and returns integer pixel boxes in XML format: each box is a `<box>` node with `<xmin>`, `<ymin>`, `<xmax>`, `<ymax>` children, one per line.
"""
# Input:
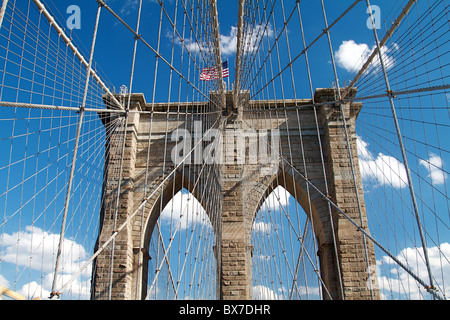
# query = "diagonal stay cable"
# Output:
<box><xmin>262</xmin><ymin>174</ymin><xmax>332</xmax><ymax>300</ymax></box>
<box><xmin>365</xmin><ymin>0</ymin><xmax>437</xmax><ymax>298</ymax></box>
<box><xmin>50</xmin><ymin>3</ymin><xmax>103</xmax><ymax>299</ymax></box>
<box><xmin>56</xmin><ymin>116</ymin><xmax>221</xmax><ymax>297</ymax></box>
<box><xmin>289</xmin><ymin>219</ymin><xmax>310</xmax><ymax>300</ymax></box>
<box><xmin>96</xmin><ymin>0</ymin><xmax>221</xmax><ymax>110</ymax></box>
<box><xmin>31</xmin><ymin>0</ymin><xmax>124</xmax><ymax>110</ymax></box>
<box><xmin>148</xmin><ymin>152</ymin><xmax>214</xmax><ymax>299</ymax></box>
<box><xmin>256</xmin><ymin>125</ymin><xmax>445</xmax><ymax>301</ymax></box>
<box><xmin>247</xmin><ymin>0</ymin><xmax>361</xmax><ymax>100</ymax></box>
<box><xmin>342</xmin><ymin>0</ymin><xmax>418</xmax><ymax>101</ymax></box>
<box><xmin>248</xmin><ymin>155</ymin><xmax>334</xmax><ymax>299</ymax></box>
<box><xmin>149</xmin><ymin>219</ymin><xmax>178</xmax><ymax>297</ymax></box>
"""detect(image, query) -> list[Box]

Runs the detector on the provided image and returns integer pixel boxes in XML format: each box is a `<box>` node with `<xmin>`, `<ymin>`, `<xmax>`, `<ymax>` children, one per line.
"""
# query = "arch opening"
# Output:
<box><xmin>145</xmin><ymin>187</ymin><xmax>216</xmax><ymax>300</ymax></box>
<box><xmin>251</xmin><ymin>184</ymin><xmax>323</xmax><ymax>300</ymax></box>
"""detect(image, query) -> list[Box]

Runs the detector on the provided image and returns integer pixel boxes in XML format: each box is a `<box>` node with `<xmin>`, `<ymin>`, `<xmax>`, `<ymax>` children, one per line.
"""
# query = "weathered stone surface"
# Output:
<box><xmin>92</xmin><ymin>89</ymin><xmax>380</xmax><ymax>300</ymax></box>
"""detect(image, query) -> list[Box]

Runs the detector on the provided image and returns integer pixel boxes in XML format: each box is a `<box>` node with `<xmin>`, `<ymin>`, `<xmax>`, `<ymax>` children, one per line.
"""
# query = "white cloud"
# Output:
<box><xmin>252</xmin><ymin>221</ymin><xmax>272</xmax><ymax>234</ymax></box>
<box><xmin>15</xmin><ymin>272</ymin><xmax>90</xmax><ymax>300</ymax></box>
<box><xmin>335</xmin><ymin>40</ymin><xmax>370</xmax><ymax>72</ymax></box>
<box><xmin>253</xmin><ymin>285</ymin><xmax>281</xmax><ymax>299</ymax></box>
<box><xmin>294</xmin><ymin>285</ymin><xmax>322</xmax><ymax>298</ymax></box>
<box><xmin>173</xmin><ymin>36</ymin><xmax>204</xmax><ymax>55</ymax></box>
<box><xmin>253</xmin><ymin>283</ymin><xmax>321</xmax><ymax>300</ymax></box>
<box><xmin>0</xmin><ymin>226</ymin><xmax>92</xmax><ymax>299</ymax></box>
<box><xmin>252</xmin><ymin>186</ymin><xmax>291</xmax><ymax>234</ymax></box>
<box><xmin>220</xmin><ymin>26</ymin><xmax>237</xmax><ymax>56</ymax></box>
<box><xmin>174</xmin><ymin>24</ymin><xmax>274</xmax><ymax>57</ymax></box>
<box><xmin>160</xmin><ymin>190</ymin><xmax>210</xmax><ymax>230</ymax></box>
<box><xmin>261</xmin><ymin>185</ymin><xmax>291</xmax><ymax>210</ymax></box>
<box><xmin>357</xmin><ymin>136</ymin><xmax>408</xmax><ymax>189</ymax></box>
<box><xmin>254</xmin><ymin>254</ymin><xmax>271</xmax><ymax>261</ymax></box>
<box><xmin>419</xmin><ymin>153</ymin><xmax>447</xmax><ymax>185</ymax></box>
<box><xmin>335</xmin><ymin>40</ymin><xmax>396</xmax><ymax>73</ymax></box>
<box><xmin>1</xmin><ymin>226</ymin><xmax>89</xmax><ymax>275</ymax></box>
<box><xmin>0</xmin><ymin>274</ymin><xmax>9</xmax><ymax>287</ymax></box>
<box><xmin>240</xmin><ymin>24</ymin><xmax>274</xmax><ymax>55</ymax></box>
<box><xmin>18</xmin><ymin>281</ymin><xmax>51</xmax><ymax>300</ymax></box>
<box><xmin>46</xmin><ymin>273</ymin><xmax>90</xmax><ymax>299</ymax></box>
<box><xmin>377</xmin><ymin>243</ymin><xmax>450</xmax><ymax>299</ymax></box>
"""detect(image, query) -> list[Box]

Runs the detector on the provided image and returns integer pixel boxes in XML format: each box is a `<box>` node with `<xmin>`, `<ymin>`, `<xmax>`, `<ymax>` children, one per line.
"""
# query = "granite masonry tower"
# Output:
<box><xmin>91</xmin><ymin>88</ymin><xmax>380</xmax><ymax>300</ymax></box>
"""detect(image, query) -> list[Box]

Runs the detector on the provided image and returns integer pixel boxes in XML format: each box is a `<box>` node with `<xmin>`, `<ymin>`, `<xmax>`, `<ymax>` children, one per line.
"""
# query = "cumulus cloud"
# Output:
<box><xmin>262</xmin><ymin>185</ymin><xmax>291</xmax><ymax>210</ymax></box>
<box><xmin>160</xmin><ymin>190</ymin><xmax>210</xmax><ymax>230</ymax></box>
<box><xmin>0</xmin><ymin>226</ymin><xmax>91</xmax><ymax>299</ymax></box>
<box><xmin>240</xmin><ymin>24</ymin><xmax>274</xmax><ymax>55</ymax></box>
<box><xmin>377</xmin><ymin>243</ymin><xmax>450</xmax><ymax>299</ymax></box>
<box><xmin>335</xmin><ymin>40</ymin><xmax>397</xmax><ymax>73</ymax></box>
<box><xmin>0</xmin><ymin>274</ymin><xmax>9</xmax><ymax>287</ymax></box>
<box><xmin>253</xmin><ymin>285</ymin><xmax>281</xmax><ymax>299</ymax></box>
<box><xmin>419</xmin><ymin>153</ymin><xmax>447</xmax><ymax>185</ymax></box>
<box><xmin>174</xmin><ymin>24</ymin><xmax>274</xmax><ymax>57</ymax></box>
<box><xmin>294</xmin><ymin>285</ymin><xmax>322</xmax><ymax>299</ymax></box>
<box><xmin>220</xmin><ymin>26</ymin><xmax>238</xmax><ymax>56</ymax></box>
<box><xmin>252</xmin><ymin>186</ymin><xmax>292</xmax><ymax>234</ymax></box>
<box><xmin>252</xmin><ymin>221</ymin><xmax>272</xmax><ymax>234</ymax></box>
<box><xmin>1</xmin><ymin>226</ymin><xmax>89</xmax><ymax>275</ymax></box>
<box><xmin>173</xmin><ymin>36</ymin><xmax>203</xmax><ymax>55</ymax></box>
<box><xmin>252</xmin><ymin>284</ymin><xmax>320</xmax><ymax>300</ymax></box>
<box><xmin>18</xmin><ymin>280</ymin><xmax>51</xmax><ymax>300</ymax></box>
<box><xmin>357</xmin><ymin>136</ymin><xmax>408</xmax><ymax>189</ymax></box>
<box><xmin>14</xmin><ymin>273</ymin><xmax>91</xmax><ymax>300</ymax></box>
<box><xmin>252</xmin><ymin>186</ymin><xmax>291</xmax><ymax>233</ymax></box>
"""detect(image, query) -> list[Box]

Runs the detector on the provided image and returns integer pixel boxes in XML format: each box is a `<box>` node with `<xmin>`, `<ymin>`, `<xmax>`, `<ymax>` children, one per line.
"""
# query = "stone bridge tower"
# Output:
<box><xmin>91</xmin><ymin>88</ymin><xmax>380</xmax><ymax>300</ymax></box>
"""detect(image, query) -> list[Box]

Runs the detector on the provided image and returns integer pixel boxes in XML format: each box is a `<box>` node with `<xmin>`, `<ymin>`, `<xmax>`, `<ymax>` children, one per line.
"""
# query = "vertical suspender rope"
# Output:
<box><xmin>58</xmin><ymin>114</ymin><xmax>221</xmax><ymax>297</ymax></box>
<box><xmin>157</xmin><ymin>0</ymin><xmax>179</xmax><ymax>298</ymax></box>
<box><xmin>138</xmin><ymin>0</ymin><xmax>164</xmax><ymax>300</ymax></box>
<box><xmin>365</xmin><ymin>0</ymin><xmax>436</xmax><ymax>298</ymax></box>
<box><xmin>107</xmin><ymin>0</ymin><xmax>144</xmax><ymax>300</ymax></box>
<box><xmin>320</xmin><ymin>0</ymin><xmax>374</xmax><ymax>300</ymax></box>
<box><xmin>131</xmin><ymin>0</ymin><xmax>145</xmax><ymax>300</ymax></box>
<box><xmin>260</xmin><ymin>123</ymin><xmax>444</xmax><ymax>300</ymax></box>
<box><xmin>342</xmin><ymin>0</ymin><xmax>417</xmax><ymax>101</ymax></box>
<box><xmin>31</xmin><ymin>0</ymin><xmax>123</xmax><ymax>110</ymax></box>
<box><xmin>296</xmin><ymin>2</ymin><xmax>343</xmax><ymax>299</ymax></box>
<box><xmin>279</xmin><ymin>0</ymin><xmax>324</xmax><ymax>299</ymax></box>
<box><xmin>50</xmin><ymin>3</ymin><xmax>103</xmax><ymax>299</ymax></box>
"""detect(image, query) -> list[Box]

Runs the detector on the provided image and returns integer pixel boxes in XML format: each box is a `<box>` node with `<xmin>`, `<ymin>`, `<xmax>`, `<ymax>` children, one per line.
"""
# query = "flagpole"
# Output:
<box><xmin>227</xmin><ymin>59</ymin><xmax>230</xmax><ymax>91</ymax></box>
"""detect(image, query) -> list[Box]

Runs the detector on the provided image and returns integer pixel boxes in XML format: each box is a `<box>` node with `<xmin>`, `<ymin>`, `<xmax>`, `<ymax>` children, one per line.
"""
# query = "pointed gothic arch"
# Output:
<box><xmin>93</xmin><ymin>89</ymin><xmax>380</xmax><ymax>300</ymax></box>
<box><xmin>131</xmin><ymin>171</ymin><xmax>218</xmax><ymax>300</ymax></box>
<box><xmin>248</xmin><ymin>167</ymin><xmax>336</xmax><ymax>299</ymax></box>
<box><xmin>144</xmin><ymin>185</ymin><xmax>216</xmax><ymax>300</ymax></box>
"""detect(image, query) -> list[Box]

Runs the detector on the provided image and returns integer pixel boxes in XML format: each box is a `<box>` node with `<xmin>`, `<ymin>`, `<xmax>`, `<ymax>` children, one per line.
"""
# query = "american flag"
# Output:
<box><xmin>200</xmin><ymin>61</ymin><xmax>229</xmax><ymax>81</ymax></box>
<box><xmin>222</xmin><ymin>60</ymin><xmax>229</xmax><ymax>78</ymax></box>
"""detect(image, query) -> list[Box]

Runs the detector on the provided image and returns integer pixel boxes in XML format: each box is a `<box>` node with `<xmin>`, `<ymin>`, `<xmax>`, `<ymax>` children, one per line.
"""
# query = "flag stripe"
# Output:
<box><xmin>200</xmin><ymin>62</ymin><xmax>229</xmax><ymax>80</ymax></box>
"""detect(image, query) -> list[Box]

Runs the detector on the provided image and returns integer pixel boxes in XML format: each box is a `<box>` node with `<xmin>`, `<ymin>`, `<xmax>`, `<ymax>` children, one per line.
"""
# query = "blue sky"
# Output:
<box><xmin>26</xmin><ymin>0</ymin><xmax>411</xmax><ymax>99</ymax></box>
<box><xmin>0</xmin><ymin>0</ymin><xmax>448</xmax><ymax>300</ymax></box>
